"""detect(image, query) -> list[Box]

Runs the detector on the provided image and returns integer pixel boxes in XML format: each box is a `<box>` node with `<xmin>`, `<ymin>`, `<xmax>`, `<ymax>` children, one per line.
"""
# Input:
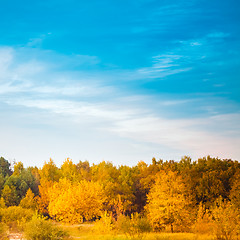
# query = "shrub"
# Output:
<box><xmin>193</xmin><ymin>203</ymin><xmax>214</xmax><ymax>234</ymax></box>
<box><xmin>24</xmin><ymin>215</ymin><xmax>70</xmax><ymax>240</ymax></box>
<box><xmin>0</xmin><ymin>206</ymin><xmax>34</xmax><ymax>230</ymax></box>
<box><xmin>93</xmin><ymin>212</ymin><xmax>115</xmax><ymax>234</ymax></box>
<box><xmin>117</xmin><ymin>213</ymin><xmax>151</xmax><ymax>240</ymax></box>
<box><xmin>0</xmin><ymin>223</ymin><xmax>8</xmax><ymax>240</ymax></box>
<box><xmin>211</xmin><ymin>199</ymin><xmax>240</xmax><ymax>240</ymax></box>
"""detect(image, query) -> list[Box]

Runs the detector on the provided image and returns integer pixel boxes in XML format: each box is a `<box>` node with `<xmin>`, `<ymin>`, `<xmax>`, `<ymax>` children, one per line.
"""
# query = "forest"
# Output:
<box><xmin>0</xmin><ymin>155</ymin><xmax>240</xmax><ymax>240</ymax></box>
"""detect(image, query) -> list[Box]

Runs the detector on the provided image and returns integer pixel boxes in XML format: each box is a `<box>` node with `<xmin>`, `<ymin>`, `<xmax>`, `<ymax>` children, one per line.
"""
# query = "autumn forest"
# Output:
<box><xmin>0</xmin><ymin>156</ymin><xmax>240</xmax><ymax>239</ymax></box>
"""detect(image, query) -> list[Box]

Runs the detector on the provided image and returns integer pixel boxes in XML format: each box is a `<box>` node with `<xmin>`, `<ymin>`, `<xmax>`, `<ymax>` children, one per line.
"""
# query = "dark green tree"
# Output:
<box><xmin>0</xmin><ymin>157</ymin><xmax>12</xmax><ymax>177</ymax></box>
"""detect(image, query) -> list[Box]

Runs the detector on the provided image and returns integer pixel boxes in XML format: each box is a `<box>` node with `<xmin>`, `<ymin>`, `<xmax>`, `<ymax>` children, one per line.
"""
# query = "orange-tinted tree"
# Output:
<box><xmin>48</xmin><ymin>178</ymin><xmax>106</xmax><ymax>223</ymax></box>
<box><xmin>146</xmin><ymin>170</ymin><xmax>192</xmax><ymax>232</ymax></box>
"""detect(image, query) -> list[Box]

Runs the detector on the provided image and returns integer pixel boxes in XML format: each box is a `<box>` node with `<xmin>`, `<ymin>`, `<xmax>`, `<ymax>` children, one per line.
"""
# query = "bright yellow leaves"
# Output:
<box><xmin>37</xmin><ymin>159</ymin><xmax>61</xmax><ymax>215</ymax></box>
<box><xmin>37</xmin><ymin>159</ymin><xmax>106</xmax><ymax>222</ymax></box>
<box><xmin>48</xmin><ymin>178</ymin><xmax>106</xmax><ymax>223</ymax></box>
<box><xmin>145</xmin><ymin>170</ymin><xmax>191</xmax><ymax>232</ymax></box>
<box><xmin>37</xmin><ymin>180</ymin><xmax>53</xmax><ymax>216</ymax></box>
<box><xmin>60</xmin><ymin>158</ymin><xmax>78</xmax><ymax>182</ymax></box>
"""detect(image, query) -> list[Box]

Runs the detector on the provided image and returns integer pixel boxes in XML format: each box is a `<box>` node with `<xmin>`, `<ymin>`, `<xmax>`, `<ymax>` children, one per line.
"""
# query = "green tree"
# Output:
<box><xmin>181</xmin><ymin>156</ymin><xmax>239</xmax><ymax>208</ymax></box>
<box><xmin>1</xmin><ymin>185</ymin><xmax>19</xmax><ymax>207</ymax></box>
<box><xmin>20</xmin><ymin>188</ymin><xmax>37</xmax><ymax>210</ymax></box>
<box><xmin>3</xmin><ymin>161</ymin><xmax>39</xmax><ymax>205</ymax></box>
<box><xmin>0</xmin><ymin>174</ymin><xmax>5</xmax><ymax>195</ymax></box>
<box><xmin>24</xmin><ymin>215</ymin><xmax>69</xmax><ymax>240</ymax></box>
<box><xmin>0</xmin><ymin>157</ymin><xmax>12</xmax><ymax>177</ymax></box>
<box><xmin>4</xmin><ymin>174</ymin><xmax>28</xmax><ymax>204</ymax></box>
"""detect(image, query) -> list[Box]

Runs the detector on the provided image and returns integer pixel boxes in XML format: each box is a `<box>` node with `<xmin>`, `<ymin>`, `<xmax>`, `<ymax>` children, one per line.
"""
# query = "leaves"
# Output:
<box><xmin>145</xmin><ymin>171</ymin><xmax>191</xmax><ymax>232</ymax></box>
<box><xmin>48</xmin><ymin>178</ymin><xmax>106</xmax><ymax>223</ymax></box>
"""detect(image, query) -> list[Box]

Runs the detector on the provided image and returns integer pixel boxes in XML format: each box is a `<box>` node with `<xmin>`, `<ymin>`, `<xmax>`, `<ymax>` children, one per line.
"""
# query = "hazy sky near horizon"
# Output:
<box><xmin>0</xmin><ymin>0</ymin><xmax>240</xmax><ymax>167</ymax></box>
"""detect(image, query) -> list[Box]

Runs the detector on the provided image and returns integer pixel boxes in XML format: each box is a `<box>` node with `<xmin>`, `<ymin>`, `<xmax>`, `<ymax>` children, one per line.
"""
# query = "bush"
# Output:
<box><xmin>117</xmin><ymin>213</ymin><xmax>151</xmax><ymax>240</ymax></box>
<box><xmin>24</xmin><ymin>215</ymin><xmax>70</xmax><ymax>240</ymax></box>
<box><xmin>211</xmin><ymin>199</ymin><xmax>240</xmax><ymax>240</ymax></box>
<box><xmin>0</xmin><ymin>223</ymin><xmax>8</xmax><ymax>240</ymax></box>
<box><xmin>93</xmin><ymin>212</ymin><xmax>115</xmax><ymax>234</ymax></box>
<box><xmin>0</xmin><ymin>206</ymin><xmax>34</xmax><ymax>230</ymax></box>
<box><xmin>193</xmin><ymin>203</ymin><xmax>214</xmax><ymax>234</ymax></box>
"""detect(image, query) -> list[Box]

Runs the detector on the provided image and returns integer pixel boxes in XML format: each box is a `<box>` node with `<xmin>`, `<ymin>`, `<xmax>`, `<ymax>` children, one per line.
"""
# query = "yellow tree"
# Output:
<box><xmin>39</xmin><ymin>159</ymin><xmax>60</xmax><ymax>183</ymax></box>
<box><xmin>145</xmin><ymin>170</ymin><xmax>191</xmax><ymax>232</ymax></box>
<box><xmin>0</xmin><ymin>197</ymin><xmax>6</xmax><ymax>208</ymax></box>
<box><xmin>60</xmin><ymin>158</ymin><xmax>78</xmax><ymax>182</ymax></box>
<box><xmin>37</xmin><ymin>180</ymin><xmax>53</xmax><ymax>216</ymax></box>
<box><xmin>193</xmin><ymin>202</ymin><xmax>214</xmax><ymax>234</ymax></box>
<box><xmin>229</xmin><ymin>172</ymin><xmax>240</xmax><ymax>209</ymax></box>
<box><xmin>48</xmin><ymin>178</ymin><xmax>106</xmax><ymax>223</ymax></box>
<box><xmin>20</xmin><ymin>188</ymin><xmax>37</xmax><ymax>210</ymax></box>
<box><xmin>13</xmin><ymin>162</ymin><xmax>24</xmax><ymax>175</ymax></box>
<box><xmin>91</xmin><ymin>161</ymin><xmax>120</xmax><ymax>214</ymax></box>
<box><xmin>37</xmin><ymin>159</ymin><xmax>60</xmax><ymax>216</ymax></box>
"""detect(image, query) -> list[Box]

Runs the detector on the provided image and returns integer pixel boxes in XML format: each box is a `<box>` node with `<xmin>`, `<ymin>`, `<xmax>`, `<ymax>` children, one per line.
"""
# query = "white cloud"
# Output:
<box><xmin>0</xmin><ymin>46</ymin><xmax>239</xmax><ymax>165</ymax></box>
<box><xmin>190</xmin><ymin>42</ymin><xmax>202</xmax><ymax>46</ymax></box>
<box><xmin>109</xmin><ymin>113</ymin><xmax>240</xmax><ymax>160</ymax></box>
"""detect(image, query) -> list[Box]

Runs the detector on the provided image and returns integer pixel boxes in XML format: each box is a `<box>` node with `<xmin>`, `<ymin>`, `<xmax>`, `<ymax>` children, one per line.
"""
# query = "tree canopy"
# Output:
<box><xmin>0</xmin><ymin>155</ymin><xmax>239</xmax><ymax>229</ymax></box>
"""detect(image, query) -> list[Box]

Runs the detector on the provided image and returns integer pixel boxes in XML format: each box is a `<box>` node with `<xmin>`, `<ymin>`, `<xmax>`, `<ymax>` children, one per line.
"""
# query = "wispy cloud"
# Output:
<box><xmin>27</xmin><ymin>33</ymin><xmax>52</xmax><ymax>47</ymax></box>
<box><xmin>0</xmin><ymin>46</ymin><xmax>239</xmax><ymax>163</ymax></box>
<box><xmin>137</xmin><ymin>54</ymin><xmax>191</xmax><ymax>79</ymax></box>
<box><xmin>109</xmin><ymin>113</ymin><xmax>240</xmax><ymax>160</ymax></box>
<box><xmin>207</xmin><ymin>32</ymin><xmax>230</xmax><ymax>39</ymax></box>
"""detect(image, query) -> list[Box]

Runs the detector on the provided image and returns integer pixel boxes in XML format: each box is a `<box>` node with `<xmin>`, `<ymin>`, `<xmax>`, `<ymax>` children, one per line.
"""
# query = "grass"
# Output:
<box><xmin>60</xmin><ymin>223</ymin><xmax>214</xmax><ymax>240</ymax></box>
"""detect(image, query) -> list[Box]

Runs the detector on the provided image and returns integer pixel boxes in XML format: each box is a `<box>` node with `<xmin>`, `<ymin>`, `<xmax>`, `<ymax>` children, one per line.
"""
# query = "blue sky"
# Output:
<box><xmin>0</xmin><ymin>0</ymin><xmax>240</xmax><ymax>167</ymax></box>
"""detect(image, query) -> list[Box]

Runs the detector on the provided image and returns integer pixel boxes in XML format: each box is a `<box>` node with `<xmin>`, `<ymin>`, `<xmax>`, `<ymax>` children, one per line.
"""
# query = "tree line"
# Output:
<box><xmin>0</xmin><ymin>155</ymin><xmax>240</xmax><ymax>233</ymax></box>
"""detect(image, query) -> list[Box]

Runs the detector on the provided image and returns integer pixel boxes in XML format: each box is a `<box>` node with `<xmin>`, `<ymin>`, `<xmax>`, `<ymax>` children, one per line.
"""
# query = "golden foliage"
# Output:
<box><xmin>37</xmin><ymin>159</ymin><xmax>60</xmax><ymax>215</ymax></box>
<box><xmin>193</xmin><ymin>202</ymin><xmax>214</xmax><ymax>234</ymax></box>
<box><xmin>60</xmin><ymin>158</ymin><xmax>78</xmax><ymax>182</ymax></box>
<box><xmin>92</xmin><ymin>212</ymin><xmax>115</xmax><ymax>234</ymax></box>
<box><xmin>211</xmin><ymin>198</ymin><xmax>240</xmax><ymax>240</ymax></box>
<box><xmin>145</xmin><ymin>170</ymin><xmax>191</xmax><ymax>232</ymax></box>
<box><xmin>39</xmin><ymin>158</ymin><xmax>60</xmax><ymax>183</ymax></box>
<box><xmin>48</xmin><ymin>178</ymin><xmax>106</xmax><ymax>223</ymax></box>
<box><xmin>0</xmin><ymin>206</ymin><xmax>34</xmax><ymax>226</ymax></box>
<box><xmin>37</xmin><ymin>180</ymin><xmax>53</xmax><ymax>216</ymax></box>
<box><xmin>0</xmin><ymin>198</ymin><xmax>6</xmax><ymax>209</ymax></box>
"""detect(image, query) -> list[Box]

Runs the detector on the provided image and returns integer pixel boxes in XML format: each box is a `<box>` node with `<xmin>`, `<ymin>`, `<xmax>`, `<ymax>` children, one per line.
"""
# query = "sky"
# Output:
<box><xmin>0</xmin><ymin>0</ymin><xmax>240</xmax><ymax>167</ymax></box>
